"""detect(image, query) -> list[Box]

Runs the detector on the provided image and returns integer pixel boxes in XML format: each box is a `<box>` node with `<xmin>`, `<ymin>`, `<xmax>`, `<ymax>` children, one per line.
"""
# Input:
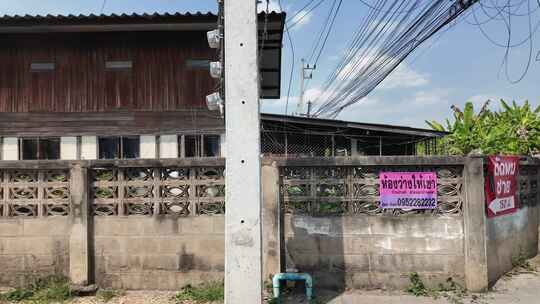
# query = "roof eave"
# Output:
<box><xmin>0</xmin><ymin>11</ymin><xmax>286</xmax><ymax>34</ymax></box>
<box><xmin>0</xmin><ymin>23</ymin><xmax>218</xmax><ymax>33</ymax></box>
<box><xmin>260</xmin><ymin>113</ymin><xmax>448</xmax><ymax>137</ymax></box>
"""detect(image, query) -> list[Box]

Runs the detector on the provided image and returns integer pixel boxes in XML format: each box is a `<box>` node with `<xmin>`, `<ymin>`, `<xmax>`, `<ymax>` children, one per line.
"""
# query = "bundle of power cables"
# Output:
<box><xmin>311</xmin><ymin>0</ymin><xmax>479</xmax><ymax>118</ymax></box>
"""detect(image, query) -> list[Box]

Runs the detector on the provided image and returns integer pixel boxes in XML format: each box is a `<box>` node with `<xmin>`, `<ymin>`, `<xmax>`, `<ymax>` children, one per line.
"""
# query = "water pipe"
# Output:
<box><xmin>272</xmin><ymin>272</ymin><xmax>313</xmax><ymax>302</ymax></box>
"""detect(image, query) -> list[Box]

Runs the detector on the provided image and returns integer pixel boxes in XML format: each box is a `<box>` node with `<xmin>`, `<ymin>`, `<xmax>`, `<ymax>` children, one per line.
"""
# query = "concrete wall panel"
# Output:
<box><xmin>487</xmin><ymin>206</ymin><xmax>539</xmax><ymax>285</ymax></box>
<box><xmin>93</xmin><ymin>217</ymin><xmax>225</xmax><ymax>290</ymax></box>
<box><xmin>0</xmin><ymin>218</ymin><xmax>70</xmax><ymax>287</ymax></box>
<box><xmin>284</xmin><ymin>214</ymin><xmax>465</xmax><ymax>289</ymax></box>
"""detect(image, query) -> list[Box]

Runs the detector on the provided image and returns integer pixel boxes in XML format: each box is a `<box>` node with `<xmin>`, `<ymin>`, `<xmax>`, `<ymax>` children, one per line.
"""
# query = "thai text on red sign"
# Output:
<box><xmin>485</xmin><ymin>156</ymin><xmax>520</xmax><ymax>218</ymax></box>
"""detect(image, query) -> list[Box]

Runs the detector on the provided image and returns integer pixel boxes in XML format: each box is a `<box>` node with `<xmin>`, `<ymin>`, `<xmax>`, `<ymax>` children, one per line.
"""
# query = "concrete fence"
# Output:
<box><xmin>0</xmin><ymin>157</ymin><xmax>538</xmax><ymax>292</ymax></box>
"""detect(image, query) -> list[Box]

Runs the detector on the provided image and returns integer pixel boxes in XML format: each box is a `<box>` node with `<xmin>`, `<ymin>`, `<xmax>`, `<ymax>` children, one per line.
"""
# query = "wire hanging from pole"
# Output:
<box><xmin>309</xmin><ymin>0</ymin><xmax>539</xmax><ymax>119</ymax></box>
<box><xmin>278</xmin><ymin>0</ymin><xmax>296</xmax><ymax>116</ymax></box>
<box><xmin>313</xmin><ymin>0</ymin><xmax>343</xmax><ymax>67</ymax></box>
<box><xmin>100</xmin><ymin>0</ymin><xmax>107</xmax><ymax>14</ymax></box>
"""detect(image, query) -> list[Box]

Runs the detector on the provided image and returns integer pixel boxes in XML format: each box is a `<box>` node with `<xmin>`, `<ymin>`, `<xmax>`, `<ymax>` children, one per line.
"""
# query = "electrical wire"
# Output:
<box><xmin>468</xmin><ymin>0</ymin><xmax>540</xmax><ymax>83</ymax></box>
<box><xmin>313</xmin><ymin>0</ymin><xmax>343</xmax><ymax>66</ymax></box>
<box><xmin>286</xmin><ymin>0</ymin><xmax>320</xmax><ymax>23</ymax></box>
<box><xmin>259</xmin><ymin>0</ymin><xmax>270</xmax><ymax>59</ymax></box>
<box><xmin>307</xmin><ymin>0</ymin><xmax>339</xmax><ymax>64</ymax></box>
<box><xmin>278</xmin><ymin>0</ymin><xmax>296</xmax><ymax>115</ymax></box>
<box><xmin>287</xmin><ymin>0</ymin><xmax>327</xmax><ymax>30</ymax></box>
<box><xmin>311</xmin><ymin>0</ymin><xmax>482</xmax><ymax>118</ymax></box>
<box><xmin>100</xmin><ymin>0</ymin><xmax>107</xmax><ymax>14</ymax></box>
<box><xmin>308</xmin><ymin>0</ymin><xmax>539</xmax><ymax>118</ymax></box>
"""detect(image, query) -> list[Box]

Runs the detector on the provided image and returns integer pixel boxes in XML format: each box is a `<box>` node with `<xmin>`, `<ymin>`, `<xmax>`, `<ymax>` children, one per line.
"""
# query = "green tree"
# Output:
<box><xmin>426</xmin><ymin>100</ymin><xmax>540</xmax><ymax>156</ymax></box>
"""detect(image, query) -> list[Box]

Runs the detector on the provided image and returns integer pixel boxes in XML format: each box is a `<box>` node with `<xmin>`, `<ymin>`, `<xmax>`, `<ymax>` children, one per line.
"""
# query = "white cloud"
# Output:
<box><xmin>328</xmin><ymin>55</ymin><xmax>341</xmax><ymax>61</ymax></box>
<box><xmin>258</xmin><ymin>1</ymin><xmax>311</xmax><ymax>29</ymax></box>
<box><xmin>334</xmin><ymin>89</ymin><xmax>452</xmax><ymax>128</ymax></box>
<box><xmin>463</xmin><ymin>94</ymin><xmax>524</xmax><ymax>112</ymax></box>
<box><xmin>262</xmin><ymin>84</ymin><xmax>454</xmax><ymax>129</ymax></box>
<box><xmin>303</xmin><ymin>87</ymin><xmax>324</xmax><ymax>102</ymax></box>
<box><xmin>466</xmin><ymin>94</ymin><xmax>502</xmax><ymax>108</ymax></box>
<box><xmin>379</xmin><ymin>64</ymin><xmax>429</xmax><ymax>89</ymax></box>
<box><xmin>261</xmin><ymin>87</ymin><xmax>324</xmax><ymax>114</ymax></box>
<box><xmin>335</xmin><ymin>51</ymin><xmax>429</xmax><ymax>90</ymax></box>
<box><xmin>410</xmin><ymin>89</ymin><xmax>450</xmax><ymax>106</ymax></box>
<box><xmin>258</xmin><ymin>0</ymin><xmax>281</xmax><ymax>13</ymax></box>
<box><xmin>366</xmin><ymin>20</ymin><xmax>400</xmax><ymax>32</ymax></box>
<box><xmin>288</xmin><ymin>9</ymin><xmax>313</xmax><ymax>29</ymax></box>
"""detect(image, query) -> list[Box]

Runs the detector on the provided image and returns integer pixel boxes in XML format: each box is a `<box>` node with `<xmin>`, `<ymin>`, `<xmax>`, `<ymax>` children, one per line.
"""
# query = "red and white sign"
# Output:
<box><xmin>485</xmin><ymin>156</ymin><xmax>520</xmax><ymax>218</ymax></box>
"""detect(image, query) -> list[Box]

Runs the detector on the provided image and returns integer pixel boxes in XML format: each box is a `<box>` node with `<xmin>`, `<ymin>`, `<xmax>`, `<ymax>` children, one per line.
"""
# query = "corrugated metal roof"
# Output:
<box><xmin>0</xmin><ymin>12</ymin><xmax>216</xmax><ymax>19</ymax></box>
<box><xmin>0</xmin><ymin>11</ymin><xmax>283</xmax><ymax>25</ymax></box>
<box><xmin>261</xmin><ymin>113</ymin><xmax>448</xmax><ymax>137</ymax></box>
<box><xmin>0</xmin><ymin>12</ymin><xmax>215</xmax><ymax>28</ymax></box>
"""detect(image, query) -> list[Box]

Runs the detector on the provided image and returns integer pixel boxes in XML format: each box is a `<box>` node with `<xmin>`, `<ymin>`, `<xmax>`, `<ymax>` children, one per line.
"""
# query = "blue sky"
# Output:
<box><xmin>1</xmin><ymin>0</ymin><xmax>538</xmax><ymax>128</ymax></box>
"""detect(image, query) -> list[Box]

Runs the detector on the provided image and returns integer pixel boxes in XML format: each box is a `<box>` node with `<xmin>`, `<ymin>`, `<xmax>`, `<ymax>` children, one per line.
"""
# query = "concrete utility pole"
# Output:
<box><xmin>224</xmin><ymin>0</ymin><xmax>263</xmax><ymax>303</ymax></box>
<box><xmin>296</xmin><ymin>58</ymin><xmax>315</xmax><ymax>116</ymax></box>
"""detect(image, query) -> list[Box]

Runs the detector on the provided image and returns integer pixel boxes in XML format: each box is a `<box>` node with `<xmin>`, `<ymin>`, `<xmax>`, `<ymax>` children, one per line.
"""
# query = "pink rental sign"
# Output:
<box><xmin>379</xmin><ymin>172</ymin><xmax>438</xmax><ymax>209</ymax></box>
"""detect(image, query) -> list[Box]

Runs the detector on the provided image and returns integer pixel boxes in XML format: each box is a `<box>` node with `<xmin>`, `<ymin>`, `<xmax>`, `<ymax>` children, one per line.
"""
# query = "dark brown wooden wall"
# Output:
<box><xmin>0</xmin><ymin>31</ymin><xmax>216</xmax><ymax>112</ymax></box>
<box><xmin>0</xmin><ymin>111</ymin><xmax>224</xmax><ymax>136</ymax></box>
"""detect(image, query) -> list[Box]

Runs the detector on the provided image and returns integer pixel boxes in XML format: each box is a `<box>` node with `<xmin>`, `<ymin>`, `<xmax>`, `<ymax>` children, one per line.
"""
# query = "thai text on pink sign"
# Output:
<box><xmin>379</xmin><ymin>172</ymin><xmax>438</xmax><ymax>209</ymax></box>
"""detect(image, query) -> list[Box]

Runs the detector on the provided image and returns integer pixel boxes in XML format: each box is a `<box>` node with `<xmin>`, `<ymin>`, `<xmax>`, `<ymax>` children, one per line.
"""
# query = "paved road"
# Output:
<box><xmin>282</xmin><ymin>256</ymin><xmax>540</xmax><ymax>304</ymax></box>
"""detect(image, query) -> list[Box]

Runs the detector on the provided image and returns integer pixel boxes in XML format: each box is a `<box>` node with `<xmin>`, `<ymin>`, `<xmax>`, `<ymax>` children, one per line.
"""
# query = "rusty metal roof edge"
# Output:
<box><xmin>260</xmin><ymin>113</ymin><xmax>449</xmax><ymax>137</ymax></box>
<box><xmin>0</xmin><ymin>11</ymin><xmax>284</xmax><ymax>22</ymax></box>
<box><xmin>0</xmin><ymin>11</ymin><xmax>286</xmax><ymax>33</ymax></box>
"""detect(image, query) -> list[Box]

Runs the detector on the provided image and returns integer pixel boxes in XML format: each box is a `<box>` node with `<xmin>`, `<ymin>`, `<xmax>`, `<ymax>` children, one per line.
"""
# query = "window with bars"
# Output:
<box><xmin>30</xmin><ymin>62</ymin><xmax>55</xmax><ymax>72</ymax></box>
<box><xmin>180</xmin><ymin>134</ymin><xmax>221</xmax><ymax>158</ymax></box>
<box><xmin>98</xmin><ymin>136</ymin><xmax>140</xmax><ymax>159</ymax></box>
<box><xmin>19</xmin><ymin>137</ymin><xmax>60</xmax><ymax>160</ymax></box>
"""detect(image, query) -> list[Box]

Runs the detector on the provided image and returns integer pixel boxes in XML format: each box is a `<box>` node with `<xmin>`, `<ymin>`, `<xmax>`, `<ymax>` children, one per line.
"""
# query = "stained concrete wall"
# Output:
<box><xmin>487</xmin><ymin>206</ymin><xmax>540</xmax><ymax>285</ymax></box>
<box><xmin>93</xmin><ymin>216</ymin><xmax>225</xmax><ymax>290</ymax></box>
<box><xmin>0</xmin><ymin>157</ymin><xmax>538</xmax><ymax>292</ymax></box>
<box><xmin>0</xmin><ymin>218</ymin><xmax>70</xmax><ymax>286</ymax></box>
<box><xmin>284</xmin><ymin>215</ymin><xmax>465</xmax><ymax>289</ymax></box>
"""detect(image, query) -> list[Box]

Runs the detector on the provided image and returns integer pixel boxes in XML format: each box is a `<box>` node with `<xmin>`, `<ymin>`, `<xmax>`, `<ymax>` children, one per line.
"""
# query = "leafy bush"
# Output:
<box><xmin>176</xmin><ymin>281</ymin><xmax>224</xmax><ymax>303</ymax></box>
<box><xmin>509</xmin><ymin>248</ymin><xmax>536</xmax><ymax>274</ymax></box>
<box><xmin>426</xmin><ymin>100</ymin><xmax>540</xmax><ymax>155</ymax></box>
<box><xmin>0</xmin><ymin>288</ymin><xmax>34</xmax><ymax>302</ymax></box>
<box><xmin>0</xmin><ymin>274</ymin><xmax>72</xmax><ymax>303</ymax></box>
<box><xmin>406</xmin><ymin>272</ymin><xmax>429</xmax><ymax>296</ymax></box>
<box><xmin>96</xmin><ymin>288</ymin><xmax>125</xmax><ymax>302</ymax></box>
<box><xmin>406</xmin><ymin>274</ymin><xmax>468</xmax><ymax>304</ymax></box>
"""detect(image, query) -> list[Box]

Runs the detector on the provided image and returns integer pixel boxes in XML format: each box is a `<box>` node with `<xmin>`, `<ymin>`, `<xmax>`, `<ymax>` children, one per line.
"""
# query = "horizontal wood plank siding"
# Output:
<box><xmin>0</xmin><ymin>31</ymin><xmax>216</xmax><ymax>113</ymax></box>
<box><xmin>0</xmin><ymin>111</ymin><xmax>224</xmax><ymax>136</ymax></box>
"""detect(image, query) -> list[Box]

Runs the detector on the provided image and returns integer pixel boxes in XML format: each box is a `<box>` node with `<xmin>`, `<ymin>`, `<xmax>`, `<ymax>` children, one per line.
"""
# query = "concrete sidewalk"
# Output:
<box><xmin>282</xmin><ymin>256</ymin><xmax>540</xmax><ymax>304</ymax></box>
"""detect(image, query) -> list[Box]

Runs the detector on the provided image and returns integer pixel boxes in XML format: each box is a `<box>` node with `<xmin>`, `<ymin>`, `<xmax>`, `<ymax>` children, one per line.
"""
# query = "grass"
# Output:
<box><xmin>0</xmin><ymin>274</ymin><xmax>72</xmax><ymax>303</ymax></box>
<box><xmin>96</xmin><ymin>288</ymin><xmax>125</xmax><ymax>303</ymax></box>
<box><xmin>406</xmin><ymin>272</ymin><xmax>429</xmax><ymax>297</ymax></box>
<box><xmin>406</xmin><ymin>273</ymin><xmax>470</xmax><ymax>304</ymax></box>
<box><xmin>175</xmin><ymin>281</ymin><xmax>224</xmax><ymax>303</ymax></box>
<box><xmin>0</xmin><ymin>288</ymin><xmax>34</xmax><ymax>302</ymax></box>
<box><xmin>510</xmin><ymin>249</ymin><xmax>536</xmax><ymax>274</ymax></box>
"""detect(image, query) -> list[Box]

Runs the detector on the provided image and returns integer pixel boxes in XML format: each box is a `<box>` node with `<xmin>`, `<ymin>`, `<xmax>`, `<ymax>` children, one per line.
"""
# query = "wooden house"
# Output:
<box><xmin>0</xmin><ymin>12</ymin><xmax>442</xmax><ymax>161</ymax></box>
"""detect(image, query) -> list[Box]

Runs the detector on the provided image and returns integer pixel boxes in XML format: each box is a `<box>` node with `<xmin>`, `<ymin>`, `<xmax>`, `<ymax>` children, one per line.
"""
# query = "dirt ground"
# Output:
<box><xmin>2</xmin><ymin>256</ymin><xmax>540</xmax><ymax>304</ymax></box>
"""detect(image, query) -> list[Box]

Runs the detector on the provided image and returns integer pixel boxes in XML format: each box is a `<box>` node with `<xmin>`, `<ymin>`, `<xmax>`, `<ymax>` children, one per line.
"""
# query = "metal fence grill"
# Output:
<box><xmin>262</xmin><ymin>131</ymin><xmax>286</xmax><ymax>155</ymax></box>
<box><xmin>286</xmin><ymin>133</ymin><xmax>332</xmax><ymax>157</ymax></box>
<box><xmin>262</xmin><ymin>131</ymin><xmax>346</xmax><ymax>157</ymax></box>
